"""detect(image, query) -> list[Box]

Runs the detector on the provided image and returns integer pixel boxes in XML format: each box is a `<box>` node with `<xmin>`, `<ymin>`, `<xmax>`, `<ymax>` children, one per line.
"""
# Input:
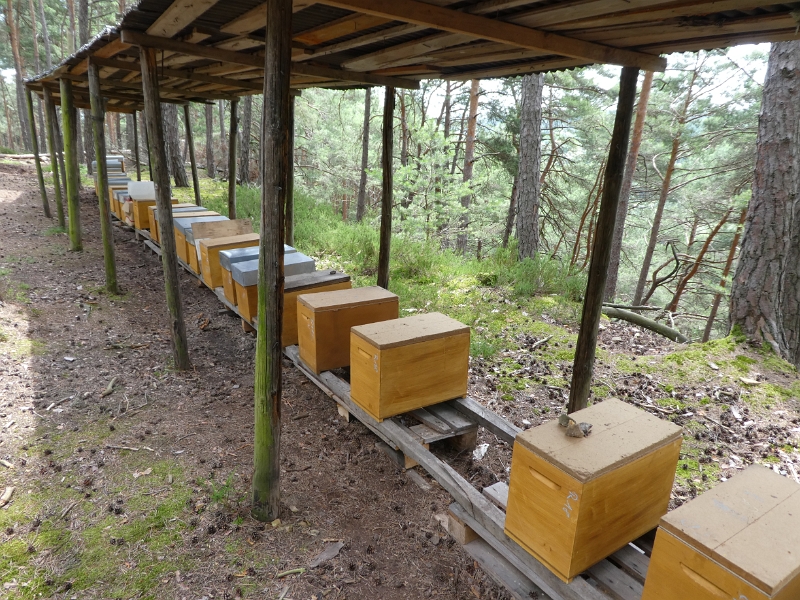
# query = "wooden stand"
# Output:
<box><xmin>642</xmin><ymin>465</ymin><xmax>800</xmax><ymax>600</ymax></box>
<box><xmin>350</xmin><ymin>312</ymin><xmax>470</xmax><ymax>421</ymax></box>
<box><xmin>504</xmin><ymin>399</ymin><xmax>682</xmax><ymax>583</ymax></box>
<box><xmin>297</xmin><ymin>286</ymin><xmax>399</xmax><ymax>374</ymax></box>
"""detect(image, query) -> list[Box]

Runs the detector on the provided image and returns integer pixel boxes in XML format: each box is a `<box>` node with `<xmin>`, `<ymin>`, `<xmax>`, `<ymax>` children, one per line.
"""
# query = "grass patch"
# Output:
<box><xmin>44</xmin><ymin>226</ymin><xmax>67</xmax><ymax>236</ymax></box>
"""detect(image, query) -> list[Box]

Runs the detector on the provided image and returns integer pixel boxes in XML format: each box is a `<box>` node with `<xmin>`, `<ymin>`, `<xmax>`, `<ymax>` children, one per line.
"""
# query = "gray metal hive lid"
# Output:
<box><xmin>285</xmin><ymin>252</ymin><xmax>315</xmax><ymax>276</ymax></box>
<box><xmin>174</xmin><ymin>215</ymin><xmax>228</xmax><ymax>236</ymax></box>
<box><xmin>231</xmin><ymin>259</ymin><xmax>259</xmax><ymax>287</ymax></box>
<box><xmin>219</xmin><ymin>244</ymin><xmax>298</xmax><ymax>271</ymax></box>
<box><xmin>231</xmin><ymin>252</ymin><xmax>315</xmax><ymax>286</ymax></box>
<box><xmin>153</xmin><ymin>205</ymin><xmax>209</xmax><ymax>220</ymax></box>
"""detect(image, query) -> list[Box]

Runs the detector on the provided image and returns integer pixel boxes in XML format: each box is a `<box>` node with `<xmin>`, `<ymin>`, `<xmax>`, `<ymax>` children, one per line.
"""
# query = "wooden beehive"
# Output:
<box><xmin>131</xmin><ymin>198</ymin><xmax>180</xmax><ymax>230</ymax></box>
<box><xmin>349</xmin><ymin>312</ymin><xmax>470</xmax><ymax>421</ymax></box>
<box><xmin>108</xmin><ymin>185</ymin><xmax>127</xmax><ymax>217</ymax></box>
<box><xmin>172</xmin><ymin>214</ymin><xmax>224</xmax><ymax>264</ymax></box>
<box><xmin>504</xmin><ymin>398</ymin><xmax>683</xmax><ymax>583</ymax></box>
<box><xmin>297</xmin><ymin>286</ymin><xmax>399</xmax><ymax>374</ymax></box>
<box><xmin>642</xmin><ymin>465</ymin><xmax>800</xmax><ymax>600</ymax></box>
<box><xmin>219</xmin><ymin>245</ymin><xmax>296</xmax><ymax>305</ymax></box>
<box><xmin>234</xmin><ymin>269</ymin><xmax>351</xmax><ymax>345</ymax></box>
<box><xmin>198</xmin><ymin>232</ymin><xmax>260</xmax><ymax>288</ymax></box>
<box><xmin>148</xmin><ymin>203</ymin><xmax>198</xmax><ymax>241</ymax></box>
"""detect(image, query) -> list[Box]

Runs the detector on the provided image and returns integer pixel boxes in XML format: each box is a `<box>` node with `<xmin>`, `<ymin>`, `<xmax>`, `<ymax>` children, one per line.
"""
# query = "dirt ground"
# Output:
<box><xmin>1</xmin><ymin>160</ymin><xmax>799</xmax><ymax>600</ymax></box>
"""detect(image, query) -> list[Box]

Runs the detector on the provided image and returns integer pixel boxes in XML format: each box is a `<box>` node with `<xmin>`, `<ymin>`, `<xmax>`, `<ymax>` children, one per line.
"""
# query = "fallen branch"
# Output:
<box><xmin>602</xmin><ymin>307</ymin><xmax>689</xmax><ymax>343</ymax></box>
<box><xmin>60</xmin><ymin>501</ymin><xmax>78</xmax><ymax>520</ymax></box>
<box><xmin>530</xmin><ymin>335</ymin><xmax>553</xmax><ymax>351</ymax></box>
<box><xmin>275</xmin><ymin>568</ymin><xmax>306</xmax><ymax>579</ymax></box>
<box><xmin>100</xmin><ymin>377</ymin><xmax>118</xmax><ymax>398</ymax></box>
<box><xmin>602</xmin><ymin>303</ymin><xmax>663</xmax><ymax>311</ymax></box>
<box><xmin>105</xmin><ymin>444</ymin><xmax>140</xmax><ymax>451</ymax></box>
<box><xmin>0</xmin><ymin>486</ymin><xmax>14</xmax><ymax>507</ymax></box>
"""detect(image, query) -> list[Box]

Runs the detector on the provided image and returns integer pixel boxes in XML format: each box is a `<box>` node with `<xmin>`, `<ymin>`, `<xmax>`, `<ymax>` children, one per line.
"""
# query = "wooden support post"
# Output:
<box><xmin>139</xmin><ymin>46</ymin><xmax>191</xmax><ymax>370</ymax></box>
<box><xmin>568</xmin><ymin>66</ymin><xmax>639</xmax><ymax>414</ymax></box>
<box><xmin>253</xmin><ymin>0</ymin><xmax>290</xmax><ymax>523</ymax></box>
<box><xmin>43</xmin><ymin>88</ymin><xmax>65</xmax><ymax>228</ymax></box>
<box><xmin>227</xmin><ymin>97</ymin><xmax>239</xmax><ymax>219</ymax></box>
<box><xmin>142</xmin><ymin>114</ymin><xmax>153</xmax><ymax>181</ymax></box>
<box><xmin>377</xmin><ymin>86</ymin><xmax>394</xmax><ymax>290</ymax></box>
<box><xmin>52</xmin><ymin>103</ymin><xmax>68</xmax><ymax>206</ymax></box>
<box><xmin>25</xmin><ymin>87</ymin><xmax>50</xmax><ymax>219</ymax></box>
<box><xmin>184</xmin><ymin>104</ymin><xmax>201</xmax><ymax>205</ymax></box>
<box><xmin>60</xmin><ymin>78</ymin><xmax>82</xmax><ymax>251</ymax></box>
<box><xmin>88</xmin><ymin>63</ymin><xmax>119</xmax><ymax>295</ymax></box>
<box><xmin>133</xmin><ymin>111</ymin><xmax>141</xmax><ymax>181</ymax></box>
<box><xmin>285</xmin><ymin>94</ymin><xmax>295</xmax><ymax>246</ymax></box>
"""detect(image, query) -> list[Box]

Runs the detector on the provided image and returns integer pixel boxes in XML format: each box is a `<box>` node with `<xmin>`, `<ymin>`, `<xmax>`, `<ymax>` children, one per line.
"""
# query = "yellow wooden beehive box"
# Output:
<box><xmin>642</xmin><ymin>465</ymin><xmax>800</xmax><ymax>600</ymax></box>
<box><xmin>349</xmin><ymin>312</ymin><xmax>469</xmax><ymax>421</ymax></box>
<box><xmin>147</xmin><ymin>204</ymin><xmax>202</xmax><ymax>242</ymax></box>
<box><xmin>235</xmin><ymin>270</ymin><xmax>351</xmax><ymax>346</ymax></box>
<box><xmin>297</xmin><ymin>286</ymin><xmax>399</xmax><ymax>374</ymax></box>
<box><xmin>132</xmin><ymin>198</ymin><xmax>180</xmax><ymax>230</ymax></box>
<box><xmin>198</xmin><ymin>233</ymin><xmax>260</xmax><ymax>288</ymax></box>
<box><xmin>504</xmin><ymin>398</ymin><xmax>682</xmax><ymax>583</ymax></box>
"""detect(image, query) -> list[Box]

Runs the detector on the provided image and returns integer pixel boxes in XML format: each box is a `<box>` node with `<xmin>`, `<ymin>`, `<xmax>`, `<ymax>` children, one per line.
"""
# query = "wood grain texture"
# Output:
<box><xmin>350</xmin><ymin>319</ymin><xmax>469</xmax><ymax>420</ymax></box>
<box><xmin>505</xmin><ymin>404</ymin><xmax>681</xmax><ymax>582</ymax></box>
<box><xmin>198</xmin><ymin>233</ymin><xmax>260</xmax><ymax>288</ymax></box>
<box><xmin>148</xmin><ymin>203</ymin><xmax>196</xmax><ymax>238</ymax></box>
<box><xmin>297</xmin><ymin>286</ymin><xmax>398</xmax><ymax>374</ymax></box>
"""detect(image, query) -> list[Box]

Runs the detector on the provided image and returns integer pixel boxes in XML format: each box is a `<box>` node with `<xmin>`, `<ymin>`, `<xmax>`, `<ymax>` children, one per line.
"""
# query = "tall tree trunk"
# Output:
<box><xmin>218</xmin><ymin>100</ymin><xmax>226</xmax><ymax>176</ymax></box>
<box><xmin>66</xmin><ymin>0</ymin><xmax>76</xmax><ymax>52</ymax></box>
<box><xmin>61</xmin><ymin>78</ymin><xmax>81</xmax><ymax>251</ymax></box>
<box><xmin>183</xmin><ymin>105</ymin><xmax>200</xmax><ymax>204</ymax></box>
<box><xmin>240</xmin><ymin>95</ymin><xmax>252</xmax><ymax>185</ymax></box>
<box><xmin>0</xmin><ymin>78</ymin><xmax>15</xmax><ymax>150</ymax></box>
<box><xmin>633</xmin><ymin>69</ymin><xmax>698</xmax><ymax>305</ymax></box>
<box><xmin>205</xmin><ymin>103</ymin><xmax>215</xmax><ymax>178</ymax></box>
<box><xmin>730</xmin><ymin>41</ymin><xmax>800</xmax><ymax>367</ymax></box>
<box><xmin>37</xmin><ymin>0</ymin><xmax>52</xmax><ymax>69</ymax></box>
<box><xmin>605</xmin><ymin>70</ymin><xmax>654</xmax><ymax>301</ymax></box>
<box><xmin>27</xmin><ymin>0</ymin><xmax>47</xmax><ymax>150</ymax></box>
<box><xmin>377</xmin><ymin>87</ymin><xmax>395</xmax><ymax>290</ymax></box>
<box><xmin>456</xmin><ymin>79</ymin><xmax>479</xmax><ymax>254</ymax></box>
<box><xmin>43</xmin><ymin>88</ymin><xmax>64</xmax><ymax>227</ymax></box>
<box><xmin>125</xmin><ymin>114</ymin><xmax>134</xmax><ymax>152</ymax></box>
<box><xmin>163</xmin><ymin>103</ymin><xmax>189</xmax><ymax>187</ymax></box>
<box><xmin>502</xmin><ymin>174</ymin><xmax>518</xmax><ymax>248</ymax></box>
<box><xmin>356</xmin><ymin>87</ymin><xmax>371</xmax><ymax>221</ymax></box>
<box><xmin>703</xmin><ymin>208</ymin><xmax>747</xmax><ymax>342</ymax></box>
<box><xmin>83</xmin><ymin>111</ymin><xmax>93</xmax><ymax>174</ymax></box>
<box><xmin>26</xmin><ymin>87</ymin><xmax>50</xmax><ymax>218</ymax></box>
<box><xmin>443</xmin><ymin>81</ymin><xmax>452</xmax><ymax>141</ymax></box>
<box><xmin>227</xmin><ymin>98</ymin><xmax>238</xmax><ymax>218</ymax></box>
<box><xmin>515</xmin><ymin>73</ymin><xmax>544</xmax><ymax>260</ymax></box>
<box><xmin>399</xmin><ymin>91</ymin><xmax>408</xmax><ymax>168</ymax></box>
<box><xmin>114</xmin><ymin>114</ymin><xmax>121</xmax><ymax>151</ymax></box>
<box><xmin>7</xmin><ymin>0</ymin><xmax>32</xmax><ymax>152</ymax></box>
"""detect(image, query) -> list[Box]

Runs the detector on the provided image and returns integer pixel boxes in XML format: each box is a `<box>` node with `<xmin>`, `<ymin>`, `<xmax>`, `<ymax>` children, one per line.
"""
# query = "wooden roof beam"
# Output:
<box><xmin>120</xmin><ymin>29</ymin><xmax>421</xmax><ymax>88</ymax></box>
<box><xmin>219</xmin><ymin>0</ymin><xmax>314</xmax><ymax>36</ymax></box>
<box><xmin>90</xmin><ymin>56</ymin><xmax>265</xmax><ymax>91</ymax></box>
<box><xmin>146</xmin><ymin>0</ymin><xmax>220</xmax><ymax>38</ymax></box>
<box><xmin>313</xmin><ymin>0</ymin><xmax>666</xmax><ymax>71</ymax></box>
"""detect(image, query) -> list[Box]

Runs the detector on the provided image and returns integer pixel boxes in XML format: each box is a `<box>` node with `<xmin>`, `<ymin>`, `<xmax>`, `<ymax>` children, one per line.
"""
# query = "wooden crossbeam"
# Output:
<box><xmin>147</xmin><ymin>0</ymin><xmax>220</xmax><ymax>38</ymax></box>
<box><xmin>90</xmin><ymin>56</ymin><xmax>265</xmax><ymax>91</ymax></box>
<box><xmin>314</xmin><ymin>0</ymin><xmax>666</xmax><ymax>71</ymax></box>
<box><xmin>71</xmin><ymin>39</ymin><xmax>132</xmax><ymax>76</ymax></box>
<box><xmin>293</xmin><ymin>23</ymin><xmax>420</xmax><ymax>62</ymax></box>
<box><xmin>61</xmin><ymin>71</ymin><xmax>238</xmax><ymax>101</ymax></box>
<box><xmin>120</xmin><ymin>29</ymin><xmax>421</xmax><ymax>88</ymax></box>
<box><xmin>294</xmin><ymin>13</ymin><xmax>390</xmax><ymax>45</ymax></box>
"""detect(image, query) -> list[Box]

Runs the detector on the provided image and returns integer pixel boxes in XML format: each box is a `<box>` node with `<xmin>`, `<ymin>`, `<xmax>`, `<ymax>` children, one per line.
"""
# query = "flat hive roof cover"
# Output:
<box><xmin>660</xmin><ymin>465</ymin><xmax>800</xmax><ymax>596</ymax></box>
<box><xmin>173</xmin><ymin>215</ymin><xmax>226</xmax><ymax>233</ymax></box>
<box><xmin>515</xmin><ymin>398</ymin><xmax>682</xmax><ymax>483</ymax></box>
<box><xmin>285</xmin><ymin>270</ymin><xmax>350</xmax><ymax>292</ymax></box>
<box><xmin>298</xmin><ymin>285</ymin><xmax>398</xmax><ymax>311</ymax></box>
<box><xmin>351</xmin><ymin>311</ymin><xmax>469</xmax><ymax>349</ymax></box>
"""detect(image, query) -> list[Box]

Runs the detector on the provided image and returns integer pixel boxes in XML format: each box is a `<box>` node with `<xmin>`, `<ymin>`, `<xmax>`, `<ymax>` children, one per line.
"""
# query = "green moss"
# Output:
<box><xmin>44</xmin><ymin>226</ymin><xmax>67</xmax><ymax>236</ymax></box>
<box><xmin>730</xmin><ymin>354</ymin><xmax>757</xmax><ymax>373</ymax></box>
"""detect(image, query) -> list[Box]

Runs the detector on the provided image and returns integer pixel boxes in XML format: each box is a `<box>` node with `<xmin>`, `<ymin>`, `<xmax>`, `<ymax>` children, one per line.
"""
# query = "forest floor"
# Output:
<box><xmin>1</xmin><ymin>160</ymin><xmax>799</xmax><ymax>600</ymax></box>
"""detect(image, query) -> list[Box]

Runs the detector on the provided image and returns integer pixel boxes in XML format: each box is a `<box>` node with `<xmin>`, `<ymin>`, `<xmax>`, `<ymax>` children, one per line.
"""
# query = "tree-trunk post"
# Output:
<box><xmin>25</xmin><ymin>86</ymin><xmax>50</xmax><ymax>219</ymax></box>
<box><xmin>227</xmin><ymin>98</ymin><xmax>239</xmax><ymax>219</ymax></box>
<box><xmin>377</xmin><ymin>86</ymin><xmax>395</xmax><ymax>290</ymax></box>
<box><xmin>52</xmin><ymin>102</ymin><xmax>68</xmax><ymax>204</ymax></box>
<box><xmin>252</xmin><ymin>0</ymin><xmax>291</xmax><ymax>523</ymax></box>
<box><xmin>88</xmin><ymin>62</ymin><xmax>119</xmax><ymax>294</ymax></box>
<box><xmin>142</xmin><ymin>114</ymin><xmax>153</xmax><ymax>181</ymax></box>
<box><xmin>133</xmin><ymin>111</ymin><xmax>141</xmax><ymax>181</ymax></box>
<box><xmin>42</xmin><ymin>88</ymin><xmax>65</xmax><ymax>228</ymax></box>
<box><xmin>285</xmin><ymin>94</ymin><xmax>295</xmax><ymax>246</ymax></box>
<box><xmin>60</xmin><ymin>78</ymin><xmax>82</xmax><ymax>251</ymax></box>
<box><xmin>183</xmin><ymin>104</ymin><xmax>201</xmax><ymax>205</ymax></box>
<box><xmin>567</xmin><ymin>66</ymin><xmax>639</xmax><ymax>414</ymax></box>
<box><xmin>139</xmin><ymin>45</ymin><xmax>191</xmax><ymax>370</ymax></box>
<box><xmin>356</xmin><ymin>87</ymin><xmax>371</xmax><ymax>222</ymax></box>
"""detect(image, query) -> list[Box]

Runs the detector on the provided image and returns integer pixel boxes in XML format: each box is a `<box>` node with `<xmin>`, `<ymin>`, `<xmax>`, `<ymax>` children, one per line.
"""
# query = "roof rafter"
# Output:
<box><xmin>314</xmin><ymin>0</ymin><xmax>666</xmax><ymax>71</ymax></box>
<box><xmin>147</xmin><ymin>0</ymin><xmax>221</xmax><ymax>38</ymax></box>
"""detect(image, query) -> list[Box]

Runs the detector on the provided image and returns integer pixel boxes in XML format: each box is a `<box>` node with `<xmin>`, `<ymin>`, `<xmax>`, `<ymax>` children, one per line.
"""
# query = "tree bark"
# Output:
<box><xmin>7</xmin><ymin>0</ymin><xmax>32</xmax><ymax>152</ymax></box>
<box><xmin>66</xmin><ymin>0</ymin><xmax>76</xmax><ymax>52</ymax></box>
<box><xmin>286</xmin><ymin>95</ymin><xmax>295</xmax><ymax>247</ymax></box>
<box><xmin>43</xmin><ymin>88</ymin><xmax>65</xmax><ymax>227</ymax></box>
<box><xmin>204</xmin><ymin>103</ymin><xmax>215</xmax><ymax>178</ymax></box>
<box><xmin>0</xmin><ymin>78</ymin><xmax>15</xmax><ymax>150</ymax></box>
<box><xmin>502</xmin><ymin>174</ymin><xmax>518</xmax><ymax>248</ymax></box>
<box><xmin>515</xmin><ymin>73</ymin><xmax>544</xmax><ymax>260</ymax></box>
<box><xmin>133</xmin><ymin>111</ymin><xmax>141</xmax><ymax>180</ymax></box>
<box><xmin>252</xmin><ymin>0</ymin><xmax>291</xmax><ymax>523</ymax></box>
<box><xmin>184</xmin><ymin>104</ymin><xmax>201</xmax><ymax>205</ymax></box>
<box><xmin>605</xmin><ymin>70</ymin><xmax>654</xmax><ymax>301</ymax></box>
<box><xmin>633</xmin><ymin>69</ymin><xmax>697</xmax><ymax>305</ymax></box>
<box><xmin>218</xmin><ymin>99</ymin><xmax>226</xmax><ymax>175</ymax></box>
<box><xmin>730</xmin><ymin>41</ymin><xmax>800</xmax><ymax>367</ymax></box>
<box><xmin>88</xmin><ymin>63</ymin><xmax>119</xmax><ymax>294</ymax></box>
<box><xmin>82</xmin><ymin>110</ymin><xmax>93</xmax><ymax>175</ymax></box>
<box><xmin>568</xmin><ymin>66</ymin><xmax>639</xmax><ymax>413</ymax></box>
<box><xmin>125</xmin><ymin>114</ymin><xmax>134</xmax><ymax>152</ymax></box>
<box><xmin>25</xmin><ymin>87</ymin><xmax>50</xmax><ymax>219</ymax></box>
<box><xmin>37</xmin><ymin>0</ymin><xmax>52</xmax><ymax>69</ymax></box>
<box><xmin>60</xmin><ymin>78</ymin><xmax>82</xmax><ymax>251</ymax></box>
<box><xmin>377</xmin><ymin>87</ymin><xmax>395</xmax><ymax>290</ymax></box>
<box><xmin>356</xmin><ymin>87</ymin><xmax>371</xmax><ymax>221</ymax></box>
<box><xmin>140</xmin><ymin>46</ymin><xmax>190</xmax><ymax>371</ymax></box>
<box><xmin>456</xmin><ymin>79</ymin><xmax>479</xmax><ymax>254</ymax></box>
<box><xmin>227</xmin><ymin>98</ymin><xmax>239</xmax><ymax>218</ymax></box>
<box><xmin>162</xmin><ymin>103</ymin><xmax>189</xmax><ymax>187</ymax></box>
<box><xmin>703</xmin><ymin>208</ymin><xmax>746</xmax><ymax>342</ymax></box>
<box><xmin>240</xmin><ymin>95</ymin><xmax>253</xmax><ymax>185</ymax></box>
